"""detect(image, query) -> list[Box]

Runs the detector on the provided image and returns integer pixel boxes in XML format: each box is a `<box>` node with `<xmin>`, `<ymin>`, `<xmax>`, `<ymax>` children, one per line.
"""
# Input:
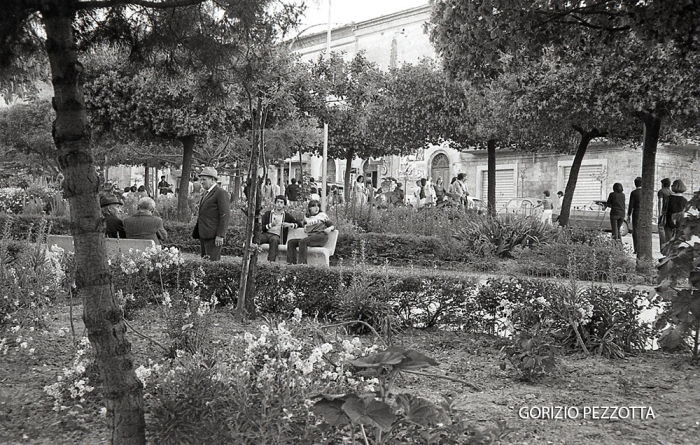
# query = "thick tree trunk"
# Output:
<box><xmin>558</xmin><ymin>126</ymin><xmax>606</xmax><ymax>227</ymax></box>
<box><xmin>177</xmin><ymin>135</ymin><xmax>195</xmax><ymax>221</ymax></box>
<box><xmin>637</xmin><ymin>114</ymin><xmax>661</xmax><ymax>265</ymax></box>
<box><xmin>237</xmin><ymin>102</ymin><xmax>263</xmax><ymax>320</ymax></box>
<box><xmin>42</xmin><ymin>6</ymin><xmax>145</xmax><ymax>445</ymax></box>
<box><xmin>487</xmin><ymin>139</ymin><xmax>496</xmax><ymax>215</ymax></box>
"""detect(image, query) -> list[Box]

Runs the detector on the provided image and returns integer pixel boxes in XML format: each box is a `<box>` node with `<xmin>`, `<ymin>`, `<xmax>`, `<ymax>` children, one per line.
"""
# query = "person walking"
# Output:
<box><xmin>123</xmin><ymin>197</ymin><xmax>168</xmax><ymax>245</ymax></box>
<box><xmin>627</xmin><ymin>177</ymin><xmax>643</xmax><ymax>254</ymax></box>
<box><xmin>257</xmin><ymin>195</ymin><xmax>300</xmax><ymax>262</ymax></box>
<box><xmin>606</xmin><ymin>183</ymin><xmax>626</xmax><ymax>241</ymax></box>
<box><xmin>540</xmin><ymin>190</ymin><xmax>554</xmax><ymax>225</ymax></box>
<box><xmin>663</xmin><ymin>179</ymin><xmax>688</xmax><ymax>243</ymax></box>
<box><xmin>193</xmin><ymin>167</ymin><xmax>231</xmax><ymax>261</ymax></box>
<box><xmin>285</xmin><ymin>178</ymin><xmax>301</xmax><ymax>203</ymax></box>
<box><xmin>657</xmin><ymin>178</ymin><xmax>672</xmax><ymax>249</ymax></box>
<box><xmin>100</xmin><ymin>195</ymin><xmax>126</xmax><ymax>239</ymax></box>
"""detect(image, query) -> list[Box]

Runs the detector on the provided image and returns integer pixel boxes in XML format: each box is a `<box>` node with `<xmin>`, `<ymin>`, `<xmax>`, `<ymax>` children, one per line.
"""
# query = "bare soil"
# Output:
<box><xmin>1</xmin><ymin>301</ymin><xmax>699</xmax><ymax>445</ymax></box>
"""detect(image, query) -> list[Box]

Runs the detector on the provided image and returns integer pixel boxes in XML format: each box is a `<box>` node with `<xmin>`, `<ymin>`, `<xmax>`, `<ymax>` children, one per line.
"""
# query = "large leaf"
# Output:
<box><xmin>349</xmin><ymin>350</ymin><xmax>405</xmax><ymax>368</ymax></box>
<box><xmin>395</xmin><ymin>393</ymin><xmax>451</xmax><ymax>427</ymax></box>
<box><xmin>341</xmin><ymin>396</ymin><xmax>396</xmax><ymax>432</ymax></box>
<box><xmin>392</xmin><ymin>348</ymin><xmax>439</xmax><ymax>370</ymax></box>
<box><xmin>312</xmin><ymin>394</ymin><xmax>351</xmax><ymax>426</ymax></box>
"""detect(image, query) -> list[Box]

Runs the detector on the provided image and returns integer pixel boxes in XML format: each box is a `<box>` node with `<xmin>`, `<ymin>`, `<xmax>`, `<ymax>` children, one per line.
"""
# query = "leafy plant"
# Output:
<box><xmin>453</xmin><ymin>213</ymin><xmax>558</xmax><ymax>258</ymax></box>
<box><xmin>656</xmin><ymin>190</ymin><xmax>700</xmax><ymax>359</ymax></box>
<box><xmin>312</xmin><ymin>346</ymin><xmax>506</xmax><ymax>444</ymax></box>
<box><xmin>500</xmin><ymin>325</ymin><xmax>558</xmax><ymax>381</ymax></box>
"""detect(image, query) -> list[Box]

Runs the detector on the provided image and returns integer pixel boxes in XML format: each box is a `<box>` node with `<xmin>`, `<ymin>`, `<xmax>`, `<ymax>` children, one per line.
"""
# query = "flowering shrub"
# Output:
<box><xmin>148</xmin><ymin>311</ymin><xmax>381</xmax><ymax>444</ymax></box>
<box><xmin>111</xmin><ymin>245</ymin><xmax>187</xmax><ymax>316</ymax></box>
<box><xmin>1</xmin><ymin>219</ymin><xmax>67</xmax><ymax>328</ymax></box>
<box><xmin>0</xmin><ymin>184</ymin><xmax>64</xmax><ymax>215</ymax></box>
<box><xmin>43</xmin><ymin>337</ymin><xmax>100</xmax><ymax>413</ymax></box>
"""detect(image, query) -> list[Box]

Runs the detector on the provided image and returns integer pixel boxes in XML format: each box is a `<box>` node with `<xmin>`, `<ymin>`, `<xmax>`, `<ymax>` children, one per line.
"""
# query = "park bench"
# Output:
<box><xmin>45</xmin><ymin>235</ymin><xmax>156</xmax><ymax>256</ymax></box>
<box><xmin>260</xmin><ymin>228</ymin><xmax>339</xmax><ymax>267</ymax></box>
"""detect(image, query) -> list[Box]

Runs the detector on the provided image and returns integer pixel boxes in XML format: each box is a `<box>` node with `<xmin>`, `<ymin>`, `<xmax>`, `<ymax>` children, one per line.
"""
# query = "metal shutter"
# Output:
<box><xmin>481</xmin><ymin>169</ymin><xmax>515</xmax><ymax>207</ymax></box>
<box><xmin>563</xmin><ymin>164</ymin><xmax>604</xmax><ymax>208</ymax></box>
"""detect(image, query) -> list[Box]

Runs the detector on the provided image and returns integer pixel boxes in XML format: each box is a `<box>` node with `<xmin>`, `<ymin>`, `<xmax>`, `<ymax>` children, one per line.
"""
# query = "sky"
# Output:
<box><xmin>297</xmin><ymin>0</ymin><xmax>429</xmax><ymax>31</ymax></box>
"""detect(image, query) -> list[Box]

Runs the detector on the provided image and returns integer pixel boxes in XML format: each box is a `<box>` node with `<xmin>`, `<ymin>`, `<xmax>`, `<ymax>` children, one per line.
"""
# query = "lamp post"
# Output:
<box><xmin>321</xmin><ymin>0</ymin><xmax>331</xmax><ymax>212</ymax></box>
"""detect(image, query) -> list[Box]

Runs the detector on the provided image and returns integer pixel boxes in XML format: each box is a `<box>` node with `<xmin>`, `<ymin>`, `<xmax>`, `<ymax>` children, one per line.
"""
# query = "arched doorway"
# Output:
<box><xmin>431</xmin><ymin>153</ymin><xmax>450</xmax><ymax>186</ymax></box>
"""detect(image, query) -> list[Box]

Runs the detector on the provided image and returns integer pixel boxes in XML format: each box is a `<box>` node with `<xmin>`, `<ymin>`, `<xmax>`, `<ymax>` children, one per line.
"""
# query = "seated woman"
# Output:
<box><xmin>257</xmin><ymin>195</ymin><xmax>300</xmax><ymax>262</ymax></box>
<box><xmin>123</xmin><ymin>197</ymin><xmax>167</xmax><ymax>245</ymax></box>
<box><xmin>286</xmin><ymin>199</ymin><xmax>335</xmax><ymax>265</ymax></box>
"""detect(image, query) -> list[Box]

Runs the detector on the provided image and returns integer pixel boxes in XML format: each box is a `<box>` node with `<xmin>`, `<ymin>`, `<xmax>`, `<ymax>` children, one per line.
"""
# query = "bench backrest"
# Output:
<box><xmin>46</xmin><ymin>235</ymin><xmax>156</xmax><ymax>256</ymax></box>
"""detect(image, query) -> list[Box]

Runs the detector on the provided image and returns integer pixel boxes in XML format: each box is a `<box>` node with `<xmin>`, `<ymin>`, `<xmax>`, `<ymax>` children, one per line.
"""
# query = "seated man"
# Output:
<box><xmin>257</xmin><ymin>195</ymin><xmax>300</xmax><ymax>261</ymax></box>
<box><xmin>101</xmin><ymin>194</ymin><xmax>126</xmax><ymax>239</ymax></box>
<box><xmin>123</xmin><ymin>197</ymin><xmax>168</xmax><ymax>245</ymax></box>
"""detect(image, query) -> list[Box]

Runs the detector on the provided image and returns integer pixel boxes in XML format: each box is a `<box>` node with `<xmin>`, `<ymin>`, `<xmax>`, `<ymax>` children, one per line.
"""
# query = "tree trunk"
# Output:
<box><xmin>637</xmin><ymin>114</ymin><xmax>661</xmax><ymax>265</ymax></box>
<box><xmin>237</xmin><ymin>101</ymin><xmax>263</xmax><ymax>321</ymax></box>
<box><xmin>143</xmin><ymin>163</ymin><xmax>150</xmax><ymax>197</ymax></box>
<box><xmin>42</xmin><ymin>6</ymin><xmax>145</xmax><ymax>444</ymax></box>
<box><xmin>177</xmin><ymin>135</ymin><xmax>195</xmax><ymax>221</ymax></box>
<box><xmin>487</xmin><ymin>139</ymin><xmax>496</xmax><ymax>215</ymax></box>
<box><xmin>558</xmin><ymin>126</ymin><xmax>606</xmax><ymax>227</ymax></box>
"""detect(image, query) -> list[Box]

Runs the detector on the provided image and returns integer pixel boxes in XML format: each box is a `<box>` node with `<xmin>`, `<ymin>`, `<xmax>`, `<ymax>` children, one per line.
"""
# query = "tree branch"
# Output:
<box><xmin>75</xmin><ymin>0</ymin><xmax>206</xmax><ymax>11</ymax></box>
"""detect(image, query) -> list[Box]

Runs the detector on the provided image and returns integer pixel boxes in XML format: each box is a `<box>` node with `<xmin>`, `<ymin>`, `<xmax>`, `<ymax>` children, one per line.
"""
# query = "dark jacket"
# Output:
<box><xmin>665</xmin><ymin>194</ymin><xmax>688</xmax><ymax>229</ymax></box>
<box><xmin>606</xmin><ymin>192</ymin><xmax>626</xmax><ymax>219</ymax></box>
<box><xmin>260</xmin><ymin>210</ymin><xmax>300</xmax><ymax>244</ymax></box>
<box><xmin>104</xmin><ymin>213</ymin><xmax>126</xmax><ymax>239</ymax></box>
<box><xmin>123</xmin><ymin>212</ymin><xmax>167</xmax><ymax>245</ymax></box>
<box><xmin>285</xmin><ymin>183</ymin><xmax>301</xmax><ymax>201</ymax></box>
<box><xmin>628</xmin><ymin>188</ymin><xmax>642</xmax><ymax>220</ymax></box>
<box><xmin>196</xmin><ymin>185</ymin><xmax>231</xmax><ymax>239</ymax></box>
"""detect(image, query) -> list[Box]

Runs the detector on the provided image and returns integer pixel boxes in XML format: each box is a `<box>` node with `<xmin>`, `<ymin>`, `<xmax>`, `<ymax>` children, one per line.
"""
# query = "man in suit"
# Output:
<box><xmin>123</xmin><ymin>197</ymin><xmax>167</xmax><ymax>245</ymax></box>
<box><xmin>100</xmin><ymin>194</ymin><xmax>126</xmax><ymax>239</ymax></box>
<box><xmin>194</xmin><ymin>167</ymin><xmax>230</xmax><ymax>261</ymax></box>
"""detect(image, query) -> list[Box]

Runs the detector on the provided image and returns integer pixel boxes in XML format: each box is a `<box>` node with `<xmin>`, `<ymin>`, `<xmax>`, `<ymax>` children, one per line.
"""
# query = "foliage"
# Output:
<box><xmin>656</xmin><ymin>190</ymin><xmax>700</xmax><ymax>358</ymax></box>
<box><xmin>0</xmin><ymin>183</ymin><xmax>63</xmax><ymax>215</ymax></box>
<box><xmin>148</xmin><ymin>312</ymin><xmax>381</xmax><ymax>444</ymax></box>
<box><xmin>312</xmin><ymin>346</ymin><xmax>511</xmax><ymax>444</ymax></box>
<box><xmin>0</xmin><ymin>218</ymin><xmax>66</xmax><ymax>328</ymax></box>
<box><xmin>500</xmin><ymin>326</ymin><xmax>558</xmax><ymax>381</ymax></box>
<box><xmin>43</xmin><ymin>337</ymin><xmax>100</xmax><ymax>413</ymax></box>
<box><xmin>333</xmin><ymin>253</ymin><xmax>396</xmax><ymax>337</ymax></box>
<box><xmin>372</xmin><ymin>59</ymin><xmax>471</xmax><ymax>151</ymax></box>
<box><xmin>0</xmin><ymin>99</ymin><xmax>57</xmax><ymax>175</ymax></box>
<box><xmin>452</xmin><ymin>213</ymin><xmax>559</xmax><ymax>258</ymax></box>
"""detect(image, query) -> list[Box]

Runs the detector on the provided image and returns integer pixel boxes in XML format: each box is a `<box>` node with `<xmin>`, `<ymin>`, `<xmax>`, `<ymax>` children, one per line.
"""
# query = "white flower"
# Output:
<box><xmin>99</xmin><ymin>407</ymin><xmax>108</xmax><ymax>417</ymax></box>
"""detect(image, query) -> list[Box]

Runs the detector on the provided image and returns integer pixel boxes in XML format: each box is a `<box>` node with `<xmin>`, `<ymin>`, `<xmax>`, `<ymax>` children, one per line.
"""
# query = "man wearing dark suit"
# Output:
<box><xmin>123</xmin><ymin>197</ymin><xmax>167</xmax><ymax>245</ymax></box>
<box><xmin>256</xmin><ymin>195</ymin><xmax>300</xmax><ymax>261</ymax></box>
<box><xmin>100</xmin><ymin>194</ymin><xmax>126</xmax><ymax>239</ymax></box>
<box><xmin>627</xmin><ymin>176</ymin><xmax>643</xmax><ymax>254</ymax></box>
<box><xmin>194</xmin><ymin>167</ymin><xmax>230</xmax><ymax>261</ymax></box>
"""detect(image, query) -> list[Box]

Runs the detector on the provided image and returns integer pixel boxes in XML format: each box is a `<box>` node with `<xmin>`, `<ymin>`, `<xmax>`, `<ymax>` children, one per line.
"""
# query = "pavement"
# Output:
<box><xmin>621</xmin><ymin>232</ymin><xmax>662</xmax><ymax>260</ymax></box>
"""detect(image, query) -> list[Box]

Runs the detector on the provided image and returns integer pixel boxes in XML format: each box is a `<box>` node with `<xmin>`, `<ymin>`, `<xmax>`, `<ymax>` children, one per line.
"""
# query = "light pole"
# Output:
<box><xmin>321</xmin><ymin>0</ymin><xmax>331</xmax><ymax>212</ymax></box>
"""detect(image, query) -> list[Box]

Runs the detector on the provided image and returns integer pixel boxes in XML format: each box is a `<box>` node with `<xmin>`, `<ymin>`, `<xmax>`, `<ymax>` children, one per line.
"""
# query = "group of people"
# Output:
<box><xmin>102</xmin><ymin>166</ymin><xmax>333</xmax><ymax>265</ymax></box>
<box><xmin>412</xmin><ymin>173</ymin><xmax>474</xmax><ymax>209</ymax></box>
<box><xmin>101</xmin><ymin>194</ymin><xmax>168</xmax><ymax>246</ymax></box>
<box><xmin>258</xmin><ymin>195</ymin><xmax>335</xmax><ymax>264</ymax></box>
<box><xmin>605</xmin><ymin>177</ymin><xmax>689</xmax><ymax>254</ymax></box>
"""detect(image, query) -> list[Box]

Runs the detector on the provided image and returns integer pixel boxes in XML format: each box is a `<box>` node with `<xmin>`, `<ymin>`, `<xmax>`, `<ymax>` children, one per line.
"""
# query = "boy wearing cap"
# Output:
<box><xmin>193</xmin><ymin>167</ymin><xmax>230</xmax><ymax>261</ymax></box>
<box><xmin>100</xmin><ymin>195</ymin><xmax>126</xmax><ymax>239</ymax></box>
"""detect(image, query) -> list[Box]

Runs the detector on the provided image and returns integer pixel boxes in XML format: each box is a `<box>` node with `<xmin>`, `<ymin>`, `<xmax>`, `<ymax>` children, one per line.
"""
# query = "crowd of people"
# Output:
<box><xmin>605</xmin><ymin>177</ymin><xmax>689</xmax><ymax>254</ymax></box>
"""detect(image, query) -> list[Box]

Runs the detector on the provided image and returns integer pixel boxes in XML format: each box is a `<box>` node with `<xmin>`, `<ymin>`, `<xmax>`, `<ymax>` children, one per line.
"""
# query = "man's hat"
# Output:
<box><xmin>199</xmin><ymin>167</ymin><xmax>218</xmax><ymax>180</ymax></box>
<box><xmin>100</xmin><ymin>195</ymin><xmax>122</xmax><ymax>207</ymax></box>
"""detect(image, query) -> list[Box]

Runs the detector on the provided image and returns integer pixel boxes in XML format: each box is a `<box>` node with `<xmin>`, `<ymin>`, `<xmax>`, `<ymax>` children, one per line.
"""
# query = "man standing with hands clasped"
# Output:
<box><xmin>193</xmin><ymin>167</ymin><xmax>230</xmax><ymax>261</ymax></box>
